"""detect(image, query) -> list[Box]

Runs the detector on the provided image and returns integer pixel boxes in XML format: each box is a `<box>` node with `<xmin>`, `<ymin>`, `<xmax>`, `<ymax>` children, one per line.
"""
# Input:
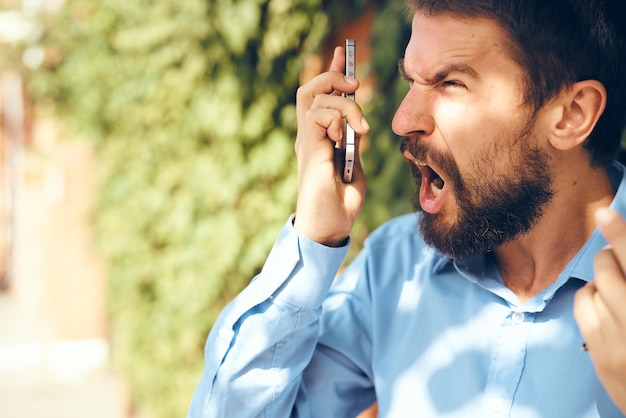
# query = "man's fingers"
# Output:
<box><xmin>574</xmin><ymin>281</ymin><xmax>621</xmax><ymax>353</ymax></box>
<box><xmin>596</xmin><ymin>208</ymin><xmax>626</xmax><ymax>274</ymax></box>
<box><xmin>296</xmin><ymin>46</ymin><xmax>358</xmax><ymax>113</ymax></box>
<box><xmin>309</xmin><ymin>95</ymin><xmax>369</xmax><ymax>133</ymax></box>
<box><xmin>574</xmin><ymin>283</ymin><xmax>604</xmax><ymax>354</ymax></box>
<box><xmin>328</xmin><ymin>46</ymin><xmax>345</xmax><ymax>73</ymax></box>
<box><xmin>296</xmin><ymin>73</ymin><xmax>359</xmax><ymax>121</ymax></box>
<box><xmin>306</xmin><ymin>108</ymin><xmax>345</xmax><ymax>144</ymax></box>
<box><xmin>574</xmin><ymin>282</ymin><xmax>601</xmax><ymax>340</ymax></box>
<box><xmin>594</xmin><ymin>247</ymin><xmax>626</xmax><ymax>323</ymax></box>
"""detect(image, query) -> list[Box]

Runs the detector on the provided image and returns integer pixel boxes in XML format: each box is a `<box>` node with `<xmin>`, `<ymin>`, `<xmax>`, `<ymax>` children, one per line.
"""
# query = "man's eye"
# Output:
<box><xmin>442</xmin><ymin>80</ymin><xmax>466</xmax><ymax>89</ymax></box>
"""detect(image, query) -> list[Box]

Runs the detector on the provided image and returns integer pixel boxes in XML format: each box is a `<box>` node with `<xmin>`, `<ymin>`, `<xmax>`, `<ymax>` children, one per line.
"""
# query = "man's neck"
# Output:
<box><xmin>493</xmin><ymin>162</ymin><xmax>615</xmax><ymax>303</ymax></box>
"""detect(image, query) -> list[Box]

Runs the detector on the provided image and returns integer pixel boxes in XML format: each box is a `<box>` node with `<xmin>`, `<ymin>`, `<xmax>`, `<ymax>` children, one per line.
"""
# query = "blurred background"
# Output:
<box><xmin>0</xmin><ymin>0</ymin><xmax>414</xmax><ymax>416</ymax></box>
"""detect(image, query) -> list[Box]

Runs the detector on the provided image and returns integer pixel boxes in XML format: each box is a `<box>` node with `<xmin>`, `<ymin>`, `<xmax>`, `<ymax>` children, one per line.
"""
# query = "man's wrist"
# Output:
<box><xmin>292</xmin><ymin>216</ymin><xmax>349</xmax><ymax>248</ymax></box>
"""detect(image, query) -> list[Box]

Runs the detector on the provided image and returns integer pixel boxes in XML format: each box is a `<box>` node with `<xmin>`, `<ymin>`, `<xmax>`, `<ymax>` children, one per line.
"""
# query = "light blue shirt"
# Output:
<box><xmin>189</xmin><ymin>162</ymin><xmax>626</xmax><ymax>417</ymax></box>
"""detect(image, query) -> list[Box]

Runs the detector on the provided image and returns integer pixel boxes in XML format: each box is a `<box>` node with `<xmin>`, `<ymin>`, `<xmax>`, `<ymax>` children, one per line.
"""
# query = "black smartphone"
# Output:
<box><xmin>341</xmin><ymin>38</ymin><xmax>356</xmax><ymax>183</ymax></box>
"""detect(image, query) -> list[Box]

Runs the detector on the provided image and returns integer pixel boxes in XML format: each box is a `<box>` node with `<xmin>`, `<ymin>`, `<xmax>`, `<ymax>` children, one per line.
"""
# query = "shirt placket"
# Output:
<box><xmin>483</xmin><ymin>310</ymin><xmax>535</xmax><ymax>417</ymax></box>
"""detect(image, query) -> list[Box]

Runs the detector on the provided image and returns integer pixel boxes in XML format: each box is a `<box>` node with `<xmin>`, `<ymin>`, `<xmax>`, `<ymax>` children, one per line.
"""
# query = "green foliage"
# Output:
<box><xmin>26</xmin><ymin>0</ymin><xmax>415</xmax><ymax>415</ymax></box>
<box><xmin>356</xmin><ymin>0</ymin><xmax>414</xmax><ymax>239</ymax></box>
<box><xmin>29</xmin><ymin>0</ymin><xmax>330</xmax><ymax>416</ymax></box>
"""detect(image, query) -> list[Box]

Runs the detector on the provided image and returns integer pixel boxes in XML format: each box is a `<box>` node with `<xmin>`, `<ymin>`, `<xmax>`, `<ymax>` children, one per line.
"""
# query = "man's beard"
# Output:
<box><xmin>403</xmin><ymin>133</ymin><xmax>554</xmax><ymax>259</ymax></box>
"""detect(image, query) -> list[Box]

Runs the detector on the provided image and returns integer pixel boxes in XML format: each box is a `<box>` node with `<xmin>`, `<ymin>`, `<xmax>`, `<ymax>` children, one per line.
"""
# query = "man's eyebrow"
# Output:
<box><xmin>397</xmin><ymin>58</ymin><xmax>479</xmax><ymax>84</ymax></box>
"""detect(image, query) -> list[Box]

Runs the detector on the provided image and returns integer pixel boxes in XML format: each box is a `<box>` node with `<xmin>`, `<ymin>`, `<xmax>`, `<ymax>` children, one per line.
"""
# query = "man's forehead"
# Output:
<box><xmin>403</xmin><ymin>12</ymin><xmax>516</xmax><ymax>76</ymax></box>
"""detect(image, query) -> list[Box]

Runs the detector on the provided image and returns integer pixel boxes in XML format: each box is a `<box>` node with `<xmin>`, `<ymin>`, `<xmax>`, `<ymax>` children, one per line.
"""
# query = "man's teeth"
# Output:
<box><xmin>412</xmin><ymin>157</ymin><xmax>445</xmax><ymax>195</ymax></box>
<box><xmin>431</xmin><ymin>178</ymin><xmax>443</xmax><ymax>196</ymax></box>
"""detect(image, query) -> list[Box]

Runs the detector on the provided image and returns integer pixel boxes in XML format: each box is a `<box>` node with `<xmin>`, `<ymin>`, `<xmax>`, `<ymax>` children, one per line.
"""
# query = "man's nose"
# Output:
<box><xmin>391</xmin><ymin>88</ymin><xmax>435</xmax><ymax>138</ymax></box>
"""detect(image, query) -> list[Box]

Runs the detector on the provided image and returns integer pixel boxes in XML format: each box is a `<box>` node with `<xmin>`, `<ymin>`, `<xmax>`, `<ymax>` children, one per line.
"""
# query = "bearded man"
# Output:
<box><xmin>189</xmin><ymin>1</ymin><xmax>626</xmax><ymax>416</ymax></box>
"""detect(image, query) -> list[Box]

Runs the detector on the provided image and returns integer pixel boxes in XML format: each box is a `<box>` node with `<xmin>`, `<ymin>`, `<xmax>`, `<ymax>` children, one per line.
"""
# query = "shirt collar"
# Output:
<box><xmin>432</xmin><ymin>161</ymin><xmax>626</xmax><ymax>307</ymax></box>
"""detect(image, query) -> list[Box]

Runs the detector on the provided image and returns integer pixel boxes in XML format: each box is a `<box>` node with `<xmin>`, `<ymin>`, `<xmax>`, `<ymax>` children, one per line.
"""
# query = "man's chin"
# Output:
<box><xmin>418</xmin><ymin>213</ymin><xmax>495</xmax><ymax>259</ymax></box>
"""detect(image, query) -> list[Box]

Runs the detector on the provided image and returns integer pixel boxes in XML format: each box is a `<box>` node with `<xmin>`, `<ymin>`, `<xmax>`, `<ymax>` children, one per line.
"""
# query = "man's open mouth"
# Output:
<box><xmin>401</xmin><ymin>140</ymin><xmax>452</xmax><ymax>214</ymax></box>
<box><xmin>414</xmin><ymin>159</ymin><xmax>445</xmax><ymax>196</ymax></box>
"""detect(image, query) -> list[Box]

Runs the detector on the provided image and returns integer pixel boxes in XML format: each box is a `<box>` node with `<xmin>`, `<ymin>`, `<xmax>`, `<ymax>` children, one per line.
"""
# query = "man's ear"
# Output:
<box><xmin>549</xmin><ymin>80</ymin><xmax>607</xmax><ymax>151</ymax></box>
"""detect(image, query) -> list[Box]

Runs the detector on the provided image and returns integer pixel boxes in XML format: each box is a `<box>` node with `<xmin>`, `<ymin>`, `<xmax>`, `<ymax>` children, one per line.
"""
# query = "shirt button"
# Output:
<box><xmin>512</xmin><ymin>312</ymin><xmax>525</xmax><ymax>324</ymax></box>
<box><xmin>487</xmin><ymin>396</ymin><xmax>507</xmax><ymax>413</ymax></box>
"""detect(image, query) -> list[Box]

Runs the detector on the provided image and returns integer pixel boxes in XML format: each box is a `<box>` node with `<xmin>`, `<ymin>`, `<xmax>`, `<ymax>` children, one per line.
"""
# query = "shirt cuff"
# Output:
<box><xmin>223</xmin><ymin>214</ymin><xmax>350</xmax><ymax>324</ymax></box>
<box><xmin>273</xmin><ymin>215</ymin><xmax>350</xmax><ymax>309</ymax></box>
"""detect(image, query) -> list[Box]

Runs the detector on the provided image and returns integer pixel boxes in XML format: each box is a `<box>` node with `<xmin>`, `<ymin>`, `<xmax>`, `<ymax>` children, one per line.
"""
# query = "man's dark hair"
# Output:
<box><xmin>405</xmin><ymin>0</ymin><xmax>626</xmax><ymax>167</ymax></box>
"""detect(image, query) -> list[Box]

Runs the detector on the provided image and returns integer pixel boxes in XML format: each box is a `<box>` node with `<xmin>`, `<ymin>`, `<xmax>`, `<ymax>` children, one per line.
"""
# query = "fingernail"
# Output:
<box><xmin>345</xmin><ymin>76</ymin><xmax>358</xmax><ymax>84</ymax></box>
<box><xmin>361</xmin><ymin>117</ymin><xmax>370</xmax><ymax>131</ymax></box>
<box><xmin>595</xmin><ymin>207</ymin><xmax>613</xmax><ymax>228</ymax></box>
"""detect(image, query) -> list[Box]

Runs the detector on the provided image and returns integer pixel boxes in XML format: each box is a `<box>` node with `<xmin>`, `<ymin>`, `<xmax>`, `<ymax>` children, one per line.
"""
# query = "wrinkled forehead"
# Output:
<box><xmin>406</xmin><ymin>12</ymin><xmax>516</xmax><ymax>67</ymax></box>
<box><xmin>405</xmin><ymin>11</ymin><xmax>523</xmax><ymax>71</ymax></box>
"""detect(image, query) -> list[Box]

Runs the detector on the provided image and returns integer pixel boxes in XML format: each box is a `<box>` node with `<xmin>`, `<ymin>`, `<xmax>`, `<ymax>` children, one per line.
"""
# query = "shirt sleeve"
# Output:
<box><xmin>187</xmin><ymin>215</ymin><xmax>350</xmax><ymax>418</ymax></box>
<box><xmin>298</xmin><ymin>248</ymin><xmax>377</xmax><ymax>417</ymax></box>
